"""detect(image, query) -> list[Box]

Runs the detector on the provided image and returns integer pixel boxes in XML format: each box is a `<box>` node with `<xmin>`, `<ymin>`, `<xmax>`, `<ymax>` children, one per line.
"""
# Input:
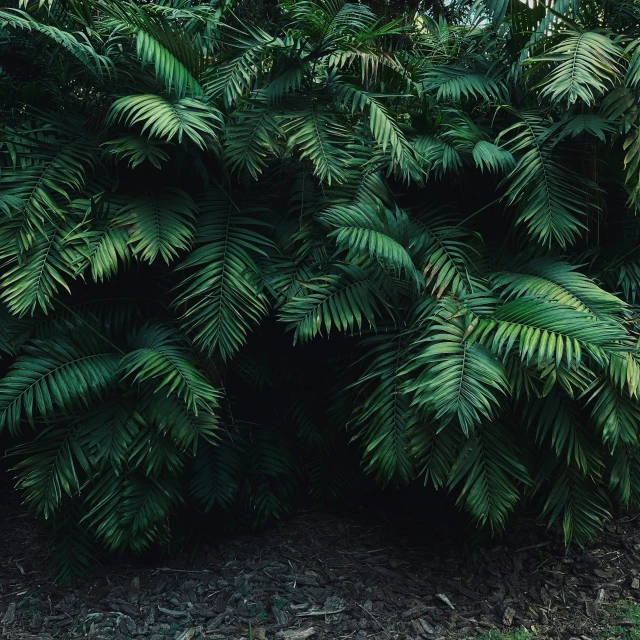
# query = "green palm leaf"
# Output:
<box><xmin>351</xmin><ymin>334</ymin><xmax>414</xmax><ymax>485</ymax></box>
<box><xmin>107</xmin><ymin>94</ymin><xmax>221</xmax><ymax>149</ymax></box>
<box><xmin>278</xmin><ymin>264</ymin><xmax>383</xmax><ymax>343</ymax></box>
<box><xmin>1</xmin><ymin>225</ymin><xmax>78</xmax><ymax>316</ymax></box>
<box><xmin>491</xmin><ymin>257</ymin><xmax>627</xmax><ymax>319</ymax></box>
<box><xmin>476</xmin><ymin>298</ymin><xmax>630</xmax><ymax>369</ymax></box>
<box><xmin>532</xmin><ymin>31</ymin><xmax>623</xmax><ymax>106</ymax></box>
<box><xmin>448</xmin><ymin>420</ymin><xmax>530</xmax><ymax>531</ymax></box>
<box><xmin>116</xmin><ymin>189</ymin><xmax>197</xmax><ymax>265</ymax></box>
<box><xmin>499</xmin><ymin>112</ymin><xmax>589</xmax><ymax>247</ymax></box>
<box><xmin>321</xmin><ymin>203</ymin><xmax>420</xmax><ymax>283</ymax></box>
<box><xmin>119</xmin><ymin>323</ymin><xmax>220</xmax><ymax>414</ymax></box>
<box><xmin>172</xmin><ymin>188</ymin><xmax>271</xmax><ymax>360</ymax></box>
<box><xmin>403</xmin><ymin>298</ymin><xmax>509</xmax><ymax>435</ymax></box>
<box><xmin>0</xmin><ymin>334</ymin><xmax>120</xmax><ymax>435</ymax></box>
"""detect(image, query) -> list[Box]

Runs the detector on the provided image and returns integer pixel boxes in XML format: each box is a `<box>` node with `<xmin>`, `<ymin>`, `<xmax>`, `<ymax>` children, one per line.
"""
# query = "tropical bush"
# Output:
<box><xmin>2</xmin><ymin>0</ymin><xmax>640</xmax><ymax>581</ymax></box>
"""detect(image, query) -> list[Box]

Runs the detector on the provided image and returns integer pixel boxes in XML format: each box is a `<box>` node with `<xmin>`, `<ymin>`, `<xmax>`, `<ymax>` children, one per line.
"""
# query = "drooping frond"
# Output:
<box><xmin>0</xmin><ymin>334</ymin><xmax>120</xmax><ymax>435</ymax></box>
<box><xmin>116</xmin><ymin>189</ymin><xmax>197</xmax><ymax>265</ymax></box>
<box><xmin>278</xmin><ymin>264</ymin><xmax>383</xmax><ymax>343</ymax></box>
<box><xmin>0</xmin><ymin>225</ymin><xmax>78</xmax><ymax>316</ymax></box>
<box><xmin>190</xmin><ymin>438</ymin><xmax>242</xmax><ymax>511</ymax></box>
<box><xmin>224</xmin><ymin>100</ymin><xmax>282</xmax><ymax>179</ymax></box>
<box><xmin>409</xmin><ymin>419</ymin><xmax>462</xmax><ymax>489</ymax></box>
<box><xmin>285</xmin><ymin>106</ymin><xmax>353</xmax><ymax>185</ymax></box>
<box><xmin>420</xmin><ymin>65</ymin><xmax>505</xmax><ymax>102</ymax></box>
<box><xmin>102</xmin><ymin>136</ymin><xmax>171</xmax><ymax>169</ymax></box>
<box><xmin>448</xmin><ymin>420</ymin><xmax>531</xmax><ymax>532</ymax></box>
<box><xmin>107</xmin><ymin>95</ymin><xmax>221</xmax><ymax>149</ymax></box>
<box><xmin>86</xmin><ymin>471</ymin><xmax>180</xmax><ymax>553</ymax></box>
<box><xmin>107</xmin><ymin>2</ymin><xmax>206</xmax><ymax>98</ymax></box>
<box><xmin>12</xmin><ymin>421</ymin><xmax>94</xmax><ymax>518</ymax></box>
<box><xmin>172</xmin><ymin>188</ymin><xmax>271</xmax><ymax>360</ymax></box>
<box><xmin>321</xmin><ymin>203</ymin><xmax>420</xmax><ymax>284</ymax></box>
<box><xmin>532</xmin><ymin>31</ymin><xmax>623</xmax><ymax>106</ymax></box>
<box><xmin>331</xmin><ymin>82</ymin><xmax>418</xmax><ymax>178</ymax></box>
<box><xmin>403</xmin><ymin>298</ymin><xmax>509</xmax><ymax>436</ymax></box>
<box><xmin>472</xmin><ymin>141</ymin><xmax>515</xmax><ymax>174</ymax></box>
<box><xmin>119</xmin><ymin>323</ymin><xmax>220</xmax><ymax>414</ymax></box>
<box><xmin>0</xmin><ymin>8</ymin><xmax>113</xmax><ymax>79</ymax></box>
<box><xmin>540</xmin><ymin>465</ymin><xmax>611</xmax><ymax>545</ymax></box>
<box><xmin>499</xmin><ymin>112</ymin><xmax>588</xmax><ymax>247</ymax></box>
<box><xmin>491</xmin><ymin>256</ymin><xmax>627</xmax><ymax>319</ymax></box>
<box><xmin>351</xmin><ymin>333</ymin><xmax>414</xmax><ymax>485</ymax></box>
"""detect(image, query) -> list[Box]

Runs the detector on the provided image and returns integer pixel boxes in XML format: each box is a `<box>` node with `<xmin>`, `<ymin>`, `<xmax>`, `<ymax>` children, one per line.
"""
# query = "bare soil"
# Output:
<box><xmin>2</xmin><ymin>492</ymin><xmax>640</xmax><ymax>640</ymax></box>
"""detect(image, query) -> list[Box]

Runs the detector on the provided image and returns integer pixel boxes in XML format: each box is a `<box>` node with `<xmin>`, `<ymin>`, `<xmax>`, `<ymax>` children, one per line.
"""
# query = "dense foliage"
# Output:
<box><xmin>2</xmin><ymin>0</ymin><xmax>640</xmax><ymax>581</ymax></box>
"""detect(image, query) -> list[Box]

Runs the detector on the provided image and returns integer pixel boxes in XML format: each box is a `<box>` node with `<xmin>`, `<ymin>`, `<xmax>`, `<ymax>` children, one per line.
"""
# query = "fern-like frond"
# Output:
<box><xmin>278</xmin><ymin>264</ymin><xmax>383</xmax><ymax>343</ymax></box>
<box><xmin>491</xmin><ymin>256</ymin><xmax>627</xmax><ymax>319</ymax></box>
<box><xmin>173</xmin><ymin>188</ymin><xmax>271</xmax><ymax>360</ymax></box>
<box><xmin>351</xmin><ymin>333</ymin><xmax>414</xmax><ymax>485</ymax></box>
<box><xmin>116</xmin><ymin>189</ymin><xmax>197</xmax><ymax>265</ymax></box>
<box><xmin>103</xmin><ymin>136</ymin><xmax>171</xmax><ymax>169</ymax></box>
<box><xmin>421</xmin><ymin>65</ymin><xmax>505</xmax><ymax>102</ymax></box>
<box><xmin>107</xmin><ymin>94</ymin><xmax>221</xmax><ymax>149</ymax></box>
<box><xmin>119</xmin><ymin>323</ymin><xmax>220</xmax><ymax>414</ymax></box>
<box><xmin>321</xmin><ymin>203</ymin><xmax>419</xmax><ymax>284</ymax></box>
<box><xmin>532</xmin><ymin>31</ymin><xmax>623</xmax><ymax>106</ymax></box>
<box><xmin>472</xmin><ymin>140</ymin><xmax>515</xmax><ymax>173</ymax></box>
<box><xmin>403</xmin><ymin>298</ymin><xmax>509</xmax><ymax>435</ymax></box>
<box><xmin>448</xmin><ymin>420</ymin><xmax>530</xmax><ymax>531</ymax></box>
<box><xmin>190</xmin><ymin>438</ymin><xmax>242</xmax><ymax>511</ymax></box>
<box><xmin>285</xmin><ymin>106</ymin><xmax>353</xmax><ymax>185</ymax></box>
<box><xmin>12</xmin><ymin>421</ymin><xmax>93</xmax><ymax>518</ymax></box>
<box><xmin>476</xmin><ymin>298</ymin><xmax>630</xmax><ymax>369</ymax></box>
<box><xmin>540</xmin><ymin>465</ymin><xmax>611</xmax><ymax>545</ymax></box>
<box><xmin>0</xmin><ymin>334</ymin><xmax>120</xmax><ymax>435</ymax></box>
<box><xmin>0</xmin><ymin>8</ymin><xmax>113</xmax><ymax>79</ymax></box>
<box><xmin>85</xmin><ymin>471</ymin><xmax>180</xmax><ymax>553</ymax></box>
<box><xmin>224</xmin><ymin>100</ymin><xmax>282</xmax><ymax>179</ymax></box>
<box><xmin>499</xmin><ymin>112</ymin><xmax>588</xmax><ymax>247</ymax></box>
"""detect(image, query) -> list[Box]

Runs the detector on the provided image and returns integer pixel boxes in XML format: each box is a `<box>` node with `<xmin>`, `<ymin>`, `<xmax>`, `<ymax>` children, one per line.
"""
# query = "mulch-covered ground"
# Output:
<box><xmin>2</xmin><ymin>492</ymin><xmax>640</xmax><ymax>640</ymax></box>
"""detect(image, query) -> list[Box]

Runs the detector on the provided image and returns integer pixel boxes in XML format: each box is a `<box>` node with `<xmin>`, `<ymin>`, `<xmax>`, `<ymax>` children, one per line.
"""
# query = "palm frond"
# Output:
<box><xmin>403</xmin><ymin>298</ymin><xmax>509</xmax><ymax>436</ymax></box>
<box><xmin>119</xmin><ymin>323</ymin><xmax>220</xmax><ymax>414</ymax></box>
<box><xmin>116</xmin><ymin>189</ymin><xmax>197</xmax><ymax>265</ymax></box>
<box><xmin>532</xmin><ymin>31</ymin><xmax>623</xmax><ymax>106</ymax></box>
<box><xmin>448</xmin><ymin>420</ymin><xmax>530</xmax><ymax>532</ymax></box>
<box><xmin>107</xmin><ymin>94</ymin><xmax>221</xmax><ymax>149</ymax></box>
<box><xmin>278</xmin><ymin>264</ymin><xmax>383</xmax><ymax>343</ymax></box>
<box><xmin>0</xmin><ymin>334</ymin><xmax>120</xmax><ymax>435</ymax></box>
<box><xmin>173</xmin><ymin>188</ymin><xmax>271</xmax><ymax>360</ymax></box>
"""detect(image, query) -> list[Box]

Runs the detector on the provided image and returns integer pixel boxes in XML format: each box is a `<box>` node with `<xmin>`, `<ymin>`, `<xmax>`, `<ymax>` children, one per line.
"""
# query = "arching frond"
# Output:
<box><xmin>499</xmin><ymin>112</ymin><xmax>588</xmax><ymax>248</ymax></box>
<box><xmin>0</xmin><ymin>334</ymin><xmax>120</xmax><ymax>435</ymax></box>
<box><xmin>448</xmin><ymin>420</ymin><xmax>530</xmax><ymax>532</ymax></box>
<box><xmin>107</xmin><ymin>94</ymin><xmax>221</xmax><ymax>149</ymax></box>
<box><xmin>321</xmin><ymin>203</ymin><xmax>420</xmax><ymax>283</ymax></box>
<box><xmin>285</xmin><ymin>107</ymin><xmax>353</xmax><ymax>185</ymax></box>
<box><xmin>476</xmin><ymin>298</ymin><xmax>629</xmax><ymax>370</ymax></box>
<box><xmin>0</xmin><ymin>8</ymin><xmax>113</xmax><ymax>79</ymax></box>
<box><xmin>119</xmin><ymin>323</ymin><xmax>220</xmax><ymax>414</ymax></box>
<box><xmin>351</xmin><ymin>333</ymin><xmax>414</xmax><ymax>485</ymax></box>
<box><xmin>532</xmin><ymin>31</ymin><xmax>623</xmax><ymax>106</ymax></box>
<box><xmin>491</xmin><ymin>257</ymin><xmax>627</xmax><ymax>319</ymax></box>
<box><xmin>224</xmin><ymin>100</ymin><xmax>282</xmax><ymax>179</ymax></box>
<box><xmin>173</xmin><ymin>188</ymin><xmax>271</xmax><ymax>360</ymax></box>
<box><xmin>421</xmin><ymin>65</ymin><xmax>505</xmax><ymax>102</ymax></box>
<box><xmin>102</xmin><ymin>136</ymin><xmax>171</xmax><ymax>169</ymax></box>
<box><xmin>540</xmin><ymin>465</ymin><xmax>611</xmax><ymax>545</ymax></box>
<box><xmin>278</xmin><ymin>264</ymin><xmax>383</xmax><ymax>343</ymax></box>
<box><xmin>403</xmin><ymin>298</ymin><xmax>509</xmax><ymax>436</ymax></box>
<box><xmin>116</xmin><ymin>189</ymin><xmax>197</xmax><ymax>265</ymax></box>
